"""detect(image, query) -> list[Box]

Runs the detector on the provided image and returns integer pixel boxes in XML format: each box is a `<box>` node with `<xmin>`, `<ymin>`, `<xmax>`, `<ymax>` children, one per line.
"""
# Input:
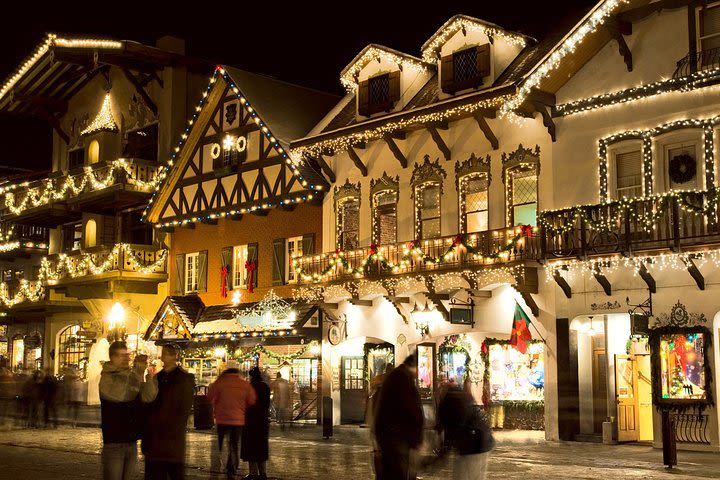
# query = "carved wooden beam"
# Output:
<box><xmin>315</xmin><ymin>154</ymin><xmax>336</xmax><ymax>183</ymax></box>
<box><xmin>426</xmin><ymin>126</ymin><xmax>451</xmax><ymax>161</ymax></box>
<box><xmin>638</xmin><ymin>263</ymin><xmax>656</xmax><ymax>294</ymax></box>
<box><xmin>593</xmin><ymin>271</ymin><xmax>612</xmax><ymax>296</ymax></box>
<box><xmin>121</xmin><ymin>67</ymin><xmax>158</xmax><ymax>116</ymax></box>
<box><xmin>532</xmin><ymin>101</ymin><xmax>556</xmax><ymax>142</ymax></box>
<box><xmin>553</xmin><ymin>270</ymin><xmax>572</xmax><ymax>299</ymax></box>
<box><xmin>686</xmin><ymin>257</ymin><xmax>705</xmax><ymax>291</ymax></box>
<box><xmin>383</xmin><ymin>134</ymin><xmax>408</xmax><ymax>168</ymax></box>
<box><xmin>349</xmin><ymin>296</ymin><xmax>373</xmax><ymax>307</ymax></box>
<box><xmin>37</xmin><ymin>107</ymin><xmax>69</xmax><ymax>144</ymax></box>
<box><xmin>520</xmin><ymin>292</ymin><xmax>540</xmax><ymax>316</ymax></box>
<box><xmin>607</xmin><ymin>21</ymin><xmax>633</xmax><ymax>72</ymax></box>
<box><xmin>473</xmin><ymin>112</ymin><xmax>498</xmax><ymax>150</ymax></box>
<box><xmin>346</xmin><ymin>146</ymin><xmax>368</xmax><ymax>177</ymax></box>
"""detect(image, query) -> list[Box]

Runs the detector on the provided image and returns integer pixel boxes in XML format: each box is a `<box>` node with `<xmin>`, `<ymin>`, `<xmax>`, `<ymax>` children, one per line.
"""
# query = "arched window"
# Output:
<box><xmin>335</xmin><ymin>180</ymin><xmax>361</xmax><ymax>250</ymax></box>
<box><xmin>57</xmin><ymin>325</ymin><xmax>93</xmax><ymax>378</ymax></box>
<box><xmin>503</xmin><ymin>145</ymin><xmax>540</xmax><ymax>227</ymax></box>
<box><xmin>88</xmin><ymin>140</ymin><xmax>100</xmax><ymax>164</ymax></box>
<box><xmin>411</xmin><ymin>155</ymin><xmax>447</xmax><ymax>240</ymax></box>
<box><xmin>456</xmin><ymin>154</ymin><xmax>491</xmax><ymax>233</ymax></box>
<box><xmin>370</xmin><ymin>173</ymin><xmax>399</xmax><ymax>245</ymax></box>
<box><xmin>84</xmin><ymin>219</ymin><xmax>97</xmax><ymax>248</ymax></box>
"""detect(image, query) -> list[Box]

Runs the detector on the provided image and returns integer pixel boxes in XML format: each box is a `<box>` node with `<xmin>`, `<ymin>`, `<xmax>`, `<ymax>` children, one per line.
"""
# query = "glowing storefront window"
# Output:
<box><xmin>417</xmin><ymin>345</ymin><xmax>434</xmax><ymax>400</ymax></box>
<box><xmin>488</xmin><ymin>342</ymin><xmax>544</xmax><ymax>401</ymax></box>
<box><xmin>659</xmin><ymin>333</ymin><xmax>706</xmax><ymax>400</ymax></box>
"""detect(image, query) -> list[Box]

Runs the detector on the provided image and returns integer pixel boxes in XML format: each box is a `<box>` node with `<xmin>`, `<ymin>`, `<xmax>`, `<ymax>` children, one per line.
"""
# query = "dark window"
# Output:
<box><xmin>338</xmin><ymin>199</ymin><xmax>360</xmax><ymax>250</ymax></box>
<box><xmin>441</xmin><ymin>44</ymin><xmax>491</xmax><ymax>94</ymax></box>
<box><xmin>454</xmin><ymin>48</ymin><xmax>478</xmax><ymax>85</ymax></box>
<box><xmin>369</xmin><ymin>74</ymin><xmax>391</xmax><ymax>108</ymax></box>
<box><xmin>121</xmin><ymin>210</ymin><xmax>153</xmax><ymax>245</ymax></box>
<box><xmin>68</xmin><ymin>149</ymin><xmax>85</xmax><ymax>170</ymax></box>
<box><xmin>124</xmin><ymin>124</ymin><xmax>158</xmax><ymax>162</ymax></box>
<box><xmin>358</xmin><ymin>71</ymin><xmax>401</xmax><ymax>116</ymax></box>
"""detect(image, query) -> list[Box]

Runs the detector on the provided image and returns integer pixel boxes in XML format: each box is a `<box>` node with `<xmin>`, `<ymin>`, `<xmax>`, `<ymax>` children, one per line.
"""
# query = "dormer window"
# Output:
<box><xmin>441</xmin><ymin>44</ymin><xmax>490</xmax><ymax>94</ymax></box>
<box><xmin>358</xmin><ymin>71</ymin><xmax>400</xmax><ymax>116</ymax></box>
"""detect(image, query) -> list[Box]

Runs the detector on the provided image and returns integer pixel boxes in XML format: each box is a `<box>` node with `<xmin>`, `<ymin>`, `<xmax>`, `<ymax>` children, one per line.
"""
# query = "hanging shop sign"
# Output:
<box><xmin>449</xmin><ymin>308</ymin><xmax>473</xmax><ymax>325</ymax></box>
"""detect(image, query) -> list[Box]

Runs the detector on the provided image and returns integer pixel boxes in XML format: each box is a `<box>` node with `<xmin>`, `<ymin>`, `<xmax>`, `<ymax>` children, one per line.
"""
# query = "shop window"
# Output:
<box><xmin>417</xmin><ymin>183</ymin><xmax>441</xmax><ymax>240</ymax></box>
<box><xmin>508</xmin><ymin>168</ymin><xmax>537</xmax><ymax>226</ymax></box>
<box><xmin>292</xmin><ymin>358</ymin><xmax>318</xmax><ymax>392</ymax></box>
<box><xmin>124</xmin><ymin>123</ymin><xmax>158</xmax><ymax>162</ymax></box>
<box><xmin>659</xmin><ymin>333</ymin><xmax>707</xmax><ymax>400</ymax></box>
<box><xmin>460</xmin><ymin>174</ymin><xmax>489</xmax><ymax>232</ymax></box>
<box><xmin>440</xmin><ymin>349</ymin><xmax>469</xmax><ymax>387</ymax></box>
<box><xmin>57</xmin><ymin>325</ymin><xmax>93</xmax><ymax>378</ymax></box>
<box><xmin>373</xmin><ymin>190</ymin><xmax>397</xmax><ymax>245</ymax></box>
<box><xmin>87</xmin><ymin>140</ymin><xmax>100</xmax><ymax>165</ymax></box>
<box><xmin>699</xmin><ymin>4</ymin><xmax>720</xmax><ymax>55</ymax></box>
<box><xmin>338</xmin><ymin>198</ymin><xmax>360</xmax><ymax>250</ymax></box>
<box><xmin>417</xmin><ymin>344</ymin><xmax>435</xmax><ymax>400</ymax></box>
<box><xmin>11</xmin><ymin>336</ymin><xmax>24</xmax><ymax>370</ymax></box>
<box><xmin>0</xmin><ymin>325</ymin><xmax>7</xmax><ymax>366</ymax></box>
<box><xmin>286</xmin><ymin>236</ymin><xmax>303</xmax><ymax>283</ymax></box>
<box><xmin>84</xmin><ymin>219</ymin><xmax>97</xmax><ymax>248</ymax></box>
<box><xmin>488</xmin><ymin>342</ymin><xmax>545</xmax><ymax>401</ymax></box>
<box><xmin>614</xmin><ymin>149</ymin><xmax>642</xmax><ymax>199</ymax></box>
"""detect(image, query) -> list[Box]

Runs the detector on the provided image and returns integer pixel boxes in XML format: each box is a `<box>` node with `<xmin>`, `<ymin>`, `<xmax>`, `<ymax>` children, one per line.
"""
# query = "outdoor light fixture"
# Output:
<box><xmin>587</xmin><ymin>315</ymin><xmax>597</xmax><ymax>337</ymax></box>
<box><xmin>231</xmin><ymin>290</ymin><xmax>241</xmax><ymax>306</ymax></box>
<box><xmin>108</xmin><ymin>302</ymin><xmax>126</xmax><ymax>330</ymax></box>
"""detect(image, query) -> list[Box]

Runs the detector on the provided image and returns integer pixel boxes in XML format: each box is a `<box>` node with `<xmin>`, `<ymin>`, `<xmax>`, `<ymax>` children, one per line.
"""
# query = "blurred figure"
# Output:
<box><xmin>24</xmin><ymin>370</ymin><xmax>42</xmax><ymax>428</ymax></box>
<box><xmin>41</xmin><ymin>368</ymin><xmax>58</xmax><ymax>428</ymax></box>
<box><xmin>242</xmin><ymin>366</ymin><xmax>271</xmax><ymax>480</ymax></box>
<box><xmin>65</xmin><ymin>370</ymin><xmax>85</xmax><ymax>427</ymax></box>
<box><xmin>374</xmin><ymin>354</ymin><xmax>423</xmax><ymax>480</ymax></box>
<box><xmin>143</xmin><ymin>345</ymin><xmax>194</xmax><ymax>480</ymax></box>
<box><xmin>271</xmin><ymin>372</ymin><xmax>291</xmax><ymax>430</ymax></box>
<box><xmin>207</xmin><ymin>363</ymin><xmax>257</xmax><ymax>479</ymax></box>
<box><xmin>100</xmin><ymin>341</ymin><xmax>157</xmax><ymax>480</ymax></box>
<box><xmin>437</xmin><ymin>383</ymin><xmax>494</xmax><ymax>480</ymax></box>
<box><xmin>367</xmin><ymin>364</ymin><xmax>393</xmax><ymax>479</ymax></box>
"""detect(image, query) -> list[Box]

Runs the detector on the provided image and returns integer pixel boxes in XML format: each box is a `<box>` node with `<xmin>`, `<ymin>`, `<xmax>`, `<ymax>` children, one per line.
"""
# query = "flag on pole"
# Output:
<box><xmin>510</xmin><ymin>301</ymin><xmax>533</xmax><ymax>354</ymax></box>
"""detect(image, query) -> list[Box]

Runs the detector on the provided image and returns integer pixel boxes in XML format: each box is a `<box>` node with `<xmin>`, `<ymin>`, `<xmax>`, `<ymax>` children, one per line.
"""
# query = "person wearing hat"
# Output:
<box><xmin>374</xmin><ymin>353</ymin><xmax>424</xmax><ymax>480</ymax></box>
<box><xmin>241</xmin><ymin>366</ymin><xmax>271</xmax><ymax>480</ymax></box>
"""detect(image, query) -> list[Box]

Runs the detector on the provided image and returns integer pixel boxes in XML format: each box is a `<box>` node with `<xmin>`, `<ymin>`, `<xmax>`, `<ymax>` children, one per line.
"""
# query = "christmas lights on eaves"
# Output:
<box><xmin>0</xmin><ymin>34</ymin><xmax>122</xmax><ymax>104</ymax></box>
<box><xmin>421</xmin><ymin>15</ymin><xmax>529</xmax><ymax>62</ymax></box>
<box><xmin>80</xmin><ymin>93</ymin><xmax>119</xmax><ymax>136</ymax></box>
<box><xmin>143</xmin><ymin>66</ymin><xmax>323</xmax><ymax>224</ymax></box>
<box><xmin>340</xmin><ymin>45</ymin><xmax>432</xmax><ymax>93</ymax></box>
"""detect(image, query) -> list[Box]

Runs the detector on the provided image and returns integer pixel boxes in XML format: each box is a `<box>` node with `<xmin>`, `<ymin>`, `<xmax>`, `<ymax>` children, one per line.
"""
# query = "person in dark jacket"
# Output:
<box><xmin>100</xmin><ymin>341</ymin><xmax>157</xmax><ymax>480</ymax></box>
<box><xmin>241</xmin><ymin>366</ymin><xmax>271</xmax><ymax>480</ymax></box>
<box><xmin>374</xmin><ymin>354</ymin><xmax>423</xmax><ymax>480</ymax></box>
<box><xmin>41</xmin><ymin>368</ymin><xmax>58</xmax><ymax>428</ymax></box>
<box><xmin>143</xmin><ymin>344</ymin><xmax>194</xmax><ymax>480</ymax></box>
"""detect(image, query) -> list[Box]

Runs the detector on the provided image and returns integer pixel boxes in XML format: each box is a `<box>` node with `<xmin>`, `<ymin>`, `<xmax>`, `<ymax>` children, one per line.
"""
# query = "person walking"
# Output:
<box><xmin>100</xmin><ymin>341</ymin><xmax>157</xmax><ymax>480</ymax></box>
<box><xmin>208</xmin><ymin>363</ymin><xmax>257</xmax><ymax>479</ymax></box>
<box><xmin>143</xmin><ymin>345</ymin><xmax>194</xmax><ymax>480</ymax></box>
<box><xmin>374</xmin><ymin>354</ymin><xmax>423</xmax><ymax>480</ymax></box>
<box><xmin>271</xmin><ymin>372</ymin><xmax>291</xmax><ymax>430</ymax></box>
<box><xmin>65</xmin><ymin>370</ymin><xmax>85</xmax><ymax>427</ymax></box>
<box><xmin>241</xmin><ymin>366</ymin><xmax>270</xmax><ymax>480</ymax></box>
<box><xmin>367</xmin><ymin>364</ymin><xmax>393</xmax><ymax>479</ymax></box>
<box><xmin>22</xmin><ymin>371</ymin><xmax>40</xmax><ymax>428</ymax></box>
<box><xmin>437</xmin><ymin>383</ymin><xmax>494</xmax><ymax>480</ymax></box>
<box><xmin>41</xmin><ymin>368</ymin><xmax>58</xmax><ymax>428</ymax></box>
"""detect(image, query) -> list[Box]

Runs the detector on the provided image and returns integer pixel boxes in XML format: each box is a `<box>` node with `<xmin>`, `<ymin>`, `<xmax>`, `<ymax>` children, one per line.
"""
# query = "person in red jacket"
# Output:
<box><xmin>208</xmin><ymin>365</ymin><xmax>257</xmax><ymax>479</ymax></box>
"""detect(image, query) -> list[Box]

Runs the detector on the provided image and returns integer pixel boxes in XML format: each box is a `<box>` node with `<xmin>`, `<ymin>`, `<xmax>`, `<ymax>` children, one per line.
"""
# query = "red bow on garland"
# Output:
<box><xmin>453</xmin><ymin>234</ymin><xmax>464</xmax><ymax>247</ymax></box>
<box><xmin>220</xmin><ymin>265</ymin><xmax>229</xmax><ymax>298</ymax></box>
<box><xmin>369</xmin><ymin>244</ymin><xmax>378</xmax><ymax>255</ymax></box>
<box><xmin>520</xmin><ymin>224</ymin><xmax>533</xmax><ymax>238</ymax></box>
<box><xmin>245</xmin><ymin>260</ymin><xmax>256</xmax><ymax>293</ymax></box>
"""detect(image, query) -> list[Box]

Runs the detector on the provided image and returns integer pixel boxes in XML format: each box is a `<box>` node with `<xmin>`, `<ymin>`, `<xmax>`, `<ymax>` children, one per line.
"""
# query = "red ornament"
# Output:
<box><xmin>369</xmin><ymin>244</ymin><xmax>378</xmax><ymax>255</ymax></box>
<box><xmin>220</xmin><ymin>265</ymin><xmax>229</xmax><ymax>298</ymax></box>
<box><xmin>453</xmin><ymin>234</ymin><xmax>464</xmax><ymax>247</ymax></box>
<box><xmin>481</xmin><ymin>339</ymin><xmax>488</xmax><ymax>355</ymax></box>
<box><xmin>245</xmin><ymin>260</ymin><xmax>256</xmax><ymax>293</ymax></box>
<box><xmin>520</xmin><ymin>224</ymin><xmax>533</xmax><ymax>238</ymax></box>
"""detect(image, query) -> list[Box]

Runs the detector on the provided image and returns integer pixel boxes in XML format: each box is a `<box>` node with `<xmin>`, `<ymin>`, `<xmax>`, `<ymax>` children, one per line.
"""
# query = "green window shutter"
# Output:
<box><xmin>198</xmin><ymin>250</ymin><xmax>208</xmax><ymax>292</ymax></box>
<box><xmin>302</xmin><ymin>233</ymin><xmax>315</xmax><ymax>257</ymax></box>
<box><xmin>272</xmin><ymin>239</ymin><xmax>286</xmax><ymax>286</ymax></box>
<box><xmin>221</xmin><ymin>247</ymin><xmax>233</xmax><ymax>290</ymax></box>
<box><xmin>174</xmin><ymin>254</ymin><xmax>185</xmax><ymax>295</ymax></box>
<box><xmin>247</xmin><ymin>243</ymin><xmax>258</xmax><ymax>288</ymax></box>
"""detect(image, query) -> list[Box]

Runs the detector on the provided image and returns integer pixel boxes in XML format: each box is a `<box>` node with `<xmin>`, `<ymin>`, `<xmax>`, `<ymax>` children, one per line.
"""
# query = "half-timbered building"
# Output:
<box><xmin>142</xmin><ymin>66</ymin><xmax>337</xmax><ymax>420</ymax></box>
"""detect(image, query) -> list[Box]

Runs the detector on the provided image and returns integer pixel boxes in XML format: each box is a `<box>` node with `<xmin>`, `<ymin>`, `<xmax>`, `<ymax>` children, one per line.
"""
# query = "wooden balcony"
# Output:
<box><xmin>0</xmin><ymin>158</ymin><xmax>161</xmax><ymax>227</ymax></box>
<box><xmin>541</xmin><ymin>191</ymin><xmax>720</xmax><ymax>259</ymax></box>
<box><xmin>44</xmin><ymin>243</ymin><xmax>167</xmax><ymax>295</ymax></box>
<box><xmin>0</xmin><ymin>225</ymin><xmax>49</xmax><ymax>260</ymax></box>
<box><xmin>293</xmin><ymin>227</ymin><xmax>541</xmax><ymax>284</ymax></box>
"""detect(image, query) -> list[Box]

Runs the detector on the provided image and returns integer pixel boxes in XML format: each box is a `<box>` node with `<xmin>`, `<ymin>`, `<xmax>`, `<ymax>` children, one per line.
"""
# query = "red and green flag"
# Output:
<box><xmin>510</xmin><ymin>301</ymin><xmax>533</xmax><ymax>354</ymax></box>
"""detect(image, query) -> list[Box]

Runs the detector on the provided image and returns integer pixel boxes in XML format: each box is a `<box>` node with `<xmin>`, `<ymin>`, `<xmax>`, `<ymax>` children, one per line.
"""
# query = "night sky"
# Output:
<box><xmin>0</xmin><ymin>0</ymin><xmax>596</xmax><ymax>171</ymax></box>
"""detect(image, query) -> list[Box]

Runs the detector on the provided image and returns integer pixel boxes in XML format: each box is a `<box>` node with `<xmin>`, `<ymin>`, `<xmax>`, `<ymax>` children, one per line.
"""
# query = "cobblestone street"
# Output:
<box><xmin>0</xmin><ymin>422</ymin><xmax>718</xmax><ymax>479</ymax></box>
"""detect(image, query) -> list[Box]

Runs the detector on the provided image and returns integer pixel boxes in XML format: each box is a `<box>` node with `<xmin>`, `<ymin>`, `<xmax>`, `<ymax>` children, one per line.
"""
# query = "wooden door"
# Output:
<box><xmin>340</xmin><ymin>356</ymin><xmax>366</xmax><ymax>424</ymax></box>
<box><xmin>615</xmin><ymin>355</ymin><xmax>640</xmax><ymax>442</ymax></box>
<box><xmin>592</xmin><ymin>343</ymin><xmax>607</xmax><ymax>434</ymax></box>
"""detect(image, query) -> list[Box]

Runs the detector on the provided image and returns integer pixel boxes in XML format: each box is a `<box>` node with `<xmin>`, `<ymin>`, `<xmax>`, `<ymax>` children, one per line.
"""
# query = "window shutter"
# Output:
<box><xmin>197</xmin><ymin>250</ymin><xmax>208</xmax><ymax>292</ymax></box>
<box><xmin>358</xmin><ymin>80</ymin><xmax>370</xmax><ymax>116</ymax></box>
<box><xmin>221</xmin><ymin>247</ymin><xmax>233</xmax><ymax>289</ymax></box>
<box><xmin>247</xmin><ymin>243</ymin><xmax>258</xmax><ymax>288</ymax></box>
<box><xmin>102</xmin><ymin>215</ymin><xmax>116</xmax><ymax>246</ymax></box>
<box><xmin>440</xmin><ymin>54</ymin><xmax>455</xmax><ymax>94</ymax></box>
<box><xmin>302</xmin><ymin>233</ymin><xmax>315</xmax><ymax>257</ymax></box>
<box><xmin>272</xmin><ymin>239</ymin><xmax>285</xmax><ymax>286</ymax></box>
<box><xmin>174</xmin><ymin>254</ymin><xmax>185</xmax><ymax>295</ymax></box>
<box><xmin>63</xmin><ymin>226</ymin><xmax>74</xmax><ymax>252</ymax></box>
<box><xmin>388</xmin><ymin>71</ymin><xmax>401</xmax><ymax>103</ymax></box>
<box><xmin>476</xmin><ymin>44</ymin><xmax>491</xmax><ymax>78</ymax></box>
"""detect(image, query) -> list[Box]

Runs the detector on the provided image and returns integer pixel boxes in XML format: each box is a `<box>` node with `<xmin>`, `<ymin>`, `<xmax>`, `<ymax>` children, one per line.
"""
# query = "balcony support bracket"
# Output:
<box><xmin>383</xmin><ymin>295</ymin><xmax>410</xmax><ymax>324</ymax></box>
<box><xmin>593</xmin><ymin>271</ymin><xmax>612</xmax><ymax>296</ymax></box>
<box><xmin>520</xmin><ymin>292</ymin><xmax>540</xmax><ymax>316</ymax></box>
<box><xmin>473</xmin><ymin>112</ymin><xmax>498</xmax><ymax>150</ymax></box>
<box><xmin>426</xmin><ymin>126</ymin><xmax>451</xmax><ymax>161</ymax></box>
<box><xmin>383</xmin><ymin>134</ymin><xmax>408</xmax><ymax>168</ymax></box>
<box><xmin>553</xmin><ymin>270</ymin><xmax>572</xmax><ymax>299</ymax></box>
<box><xmin>315</xmin><ymin>154</ymin><xmax>336</xmax><ymax>183</ymax></box>
<box><xmin>606</xmin><ymin>21</ymin><xmax>633</xmax><ymax>72</ymax></box>
<box><xmin>639</xmin><ymin>263</ymin><xmax>657</xmax><ymax>294</ymax></box>
<box><xmin>347</xmin><ymin>146</ymin><xmax>368</xmax><ymax>177</ymax></box>
<box><xmin>686</xmin><ymin>257</ymin><xmax>705</xmax><ymax>291</ymax></box>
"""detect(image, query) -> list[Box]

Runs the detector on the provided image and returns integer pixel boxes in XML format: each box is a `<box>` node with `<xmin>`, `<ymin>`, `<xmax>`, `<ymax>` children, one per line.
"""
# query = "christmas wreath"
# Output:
<box><xmin>669</xmin><ymin>153</ymin><xmax>696</xmax><ymax>185</ymax></box>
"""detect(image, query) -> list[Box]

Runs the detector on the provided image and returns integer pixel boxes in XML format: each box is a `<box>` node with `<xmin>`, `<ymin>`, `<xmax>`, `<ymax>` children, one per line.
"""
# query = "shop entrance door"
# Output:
<box><xmin>340</xmin><ymin>356</ymin><xmax>366</xmax><ymax>423</ymax></box>
<box><xmin>615</xmin><ymin>355</ymin><xmax>639</xmax><ymax>442</ymax></box>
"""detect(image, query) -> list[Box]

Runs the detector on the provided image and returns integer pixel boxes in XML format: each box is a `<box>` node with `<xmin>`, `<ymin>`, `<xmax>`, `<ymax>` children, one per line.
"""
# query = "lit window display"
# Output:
<box><xmin>417</xmin><ymin>345</ymin><xmax>435</xmax><ymax>400</ymax></box>
<box><xmin>440</xmin><ymin>350</ymin><xmax>469</xmax><ymax>387</ymax></box>
<box><xmin>659</xmin><ymin>333</ymin><xmax>706</xmax><ymax>400</ymax></box>
<box><xmin>488</xmin><ymin>342</ymin><xmax>544</xmax><ymax>401</ymax></box>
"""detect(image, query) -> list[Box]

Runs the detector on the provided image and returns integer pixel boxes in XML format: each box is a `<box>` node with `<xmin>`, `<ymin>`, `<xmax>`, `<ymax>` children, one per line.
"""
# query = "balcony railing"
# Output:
<box><xmin>673</xmin><ymin>47</ymin><xmax>720</xmax><ymax>78</ymax></box>
<box><xmin>0</xmin><ymin>158</ymin><xmax>161</xmax><ymax>217</ymax></box>
<box><xmin>293</xmin><ymin>227</ymin><xmax>540</xmax><ymax>283</ymax></box>
<box><xmin>540</xmin><ymin>191</ymin><xmax>720</xmax><ymax>259</ymax></box>
<box><xmin>43</xmin><ymin>243</ymin><xmax>167</xmax><ymax>284</ymax></box>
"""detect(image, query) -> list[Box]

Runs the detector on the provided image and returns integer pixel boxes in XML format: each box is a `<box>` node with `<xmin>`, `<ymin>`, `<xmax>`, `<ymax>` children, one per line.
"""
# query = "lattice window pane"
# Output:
<box><xmin>512</xmin><ymin>172</ymin><xmax>537</xmax><ymax>205</ymax></box>
<box><xmin>340</xmin><ymin>200</ymin><xmax>360</xmax><ymax>250</ymax></box>
<box><xmin>375</xmin><ymin>191</ymin><xmax>397</xmax><ymax>245</ymax></box>
<box><xmin>421</xmin><ymin>185</ymin><xmax>440</xmax><ymax>219</ymax></box>
<box><xmin>369</xmin><ymin>75</ymin><xmax>390</xmax><ymax>106</ymax></box>
<box><xmin>421</xmin><ymin>218</ymin><xmax>441</xmax><ymax>240</ymax></box>
<box><xmin>454</xmin><ymin>48</ymin><xmax>478</xmax><ymax>83</ymax></box>
<box><xmin>467</xmin><ymin>211</ymin><xmax>488</xmax><ymax>232</ymax></box>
